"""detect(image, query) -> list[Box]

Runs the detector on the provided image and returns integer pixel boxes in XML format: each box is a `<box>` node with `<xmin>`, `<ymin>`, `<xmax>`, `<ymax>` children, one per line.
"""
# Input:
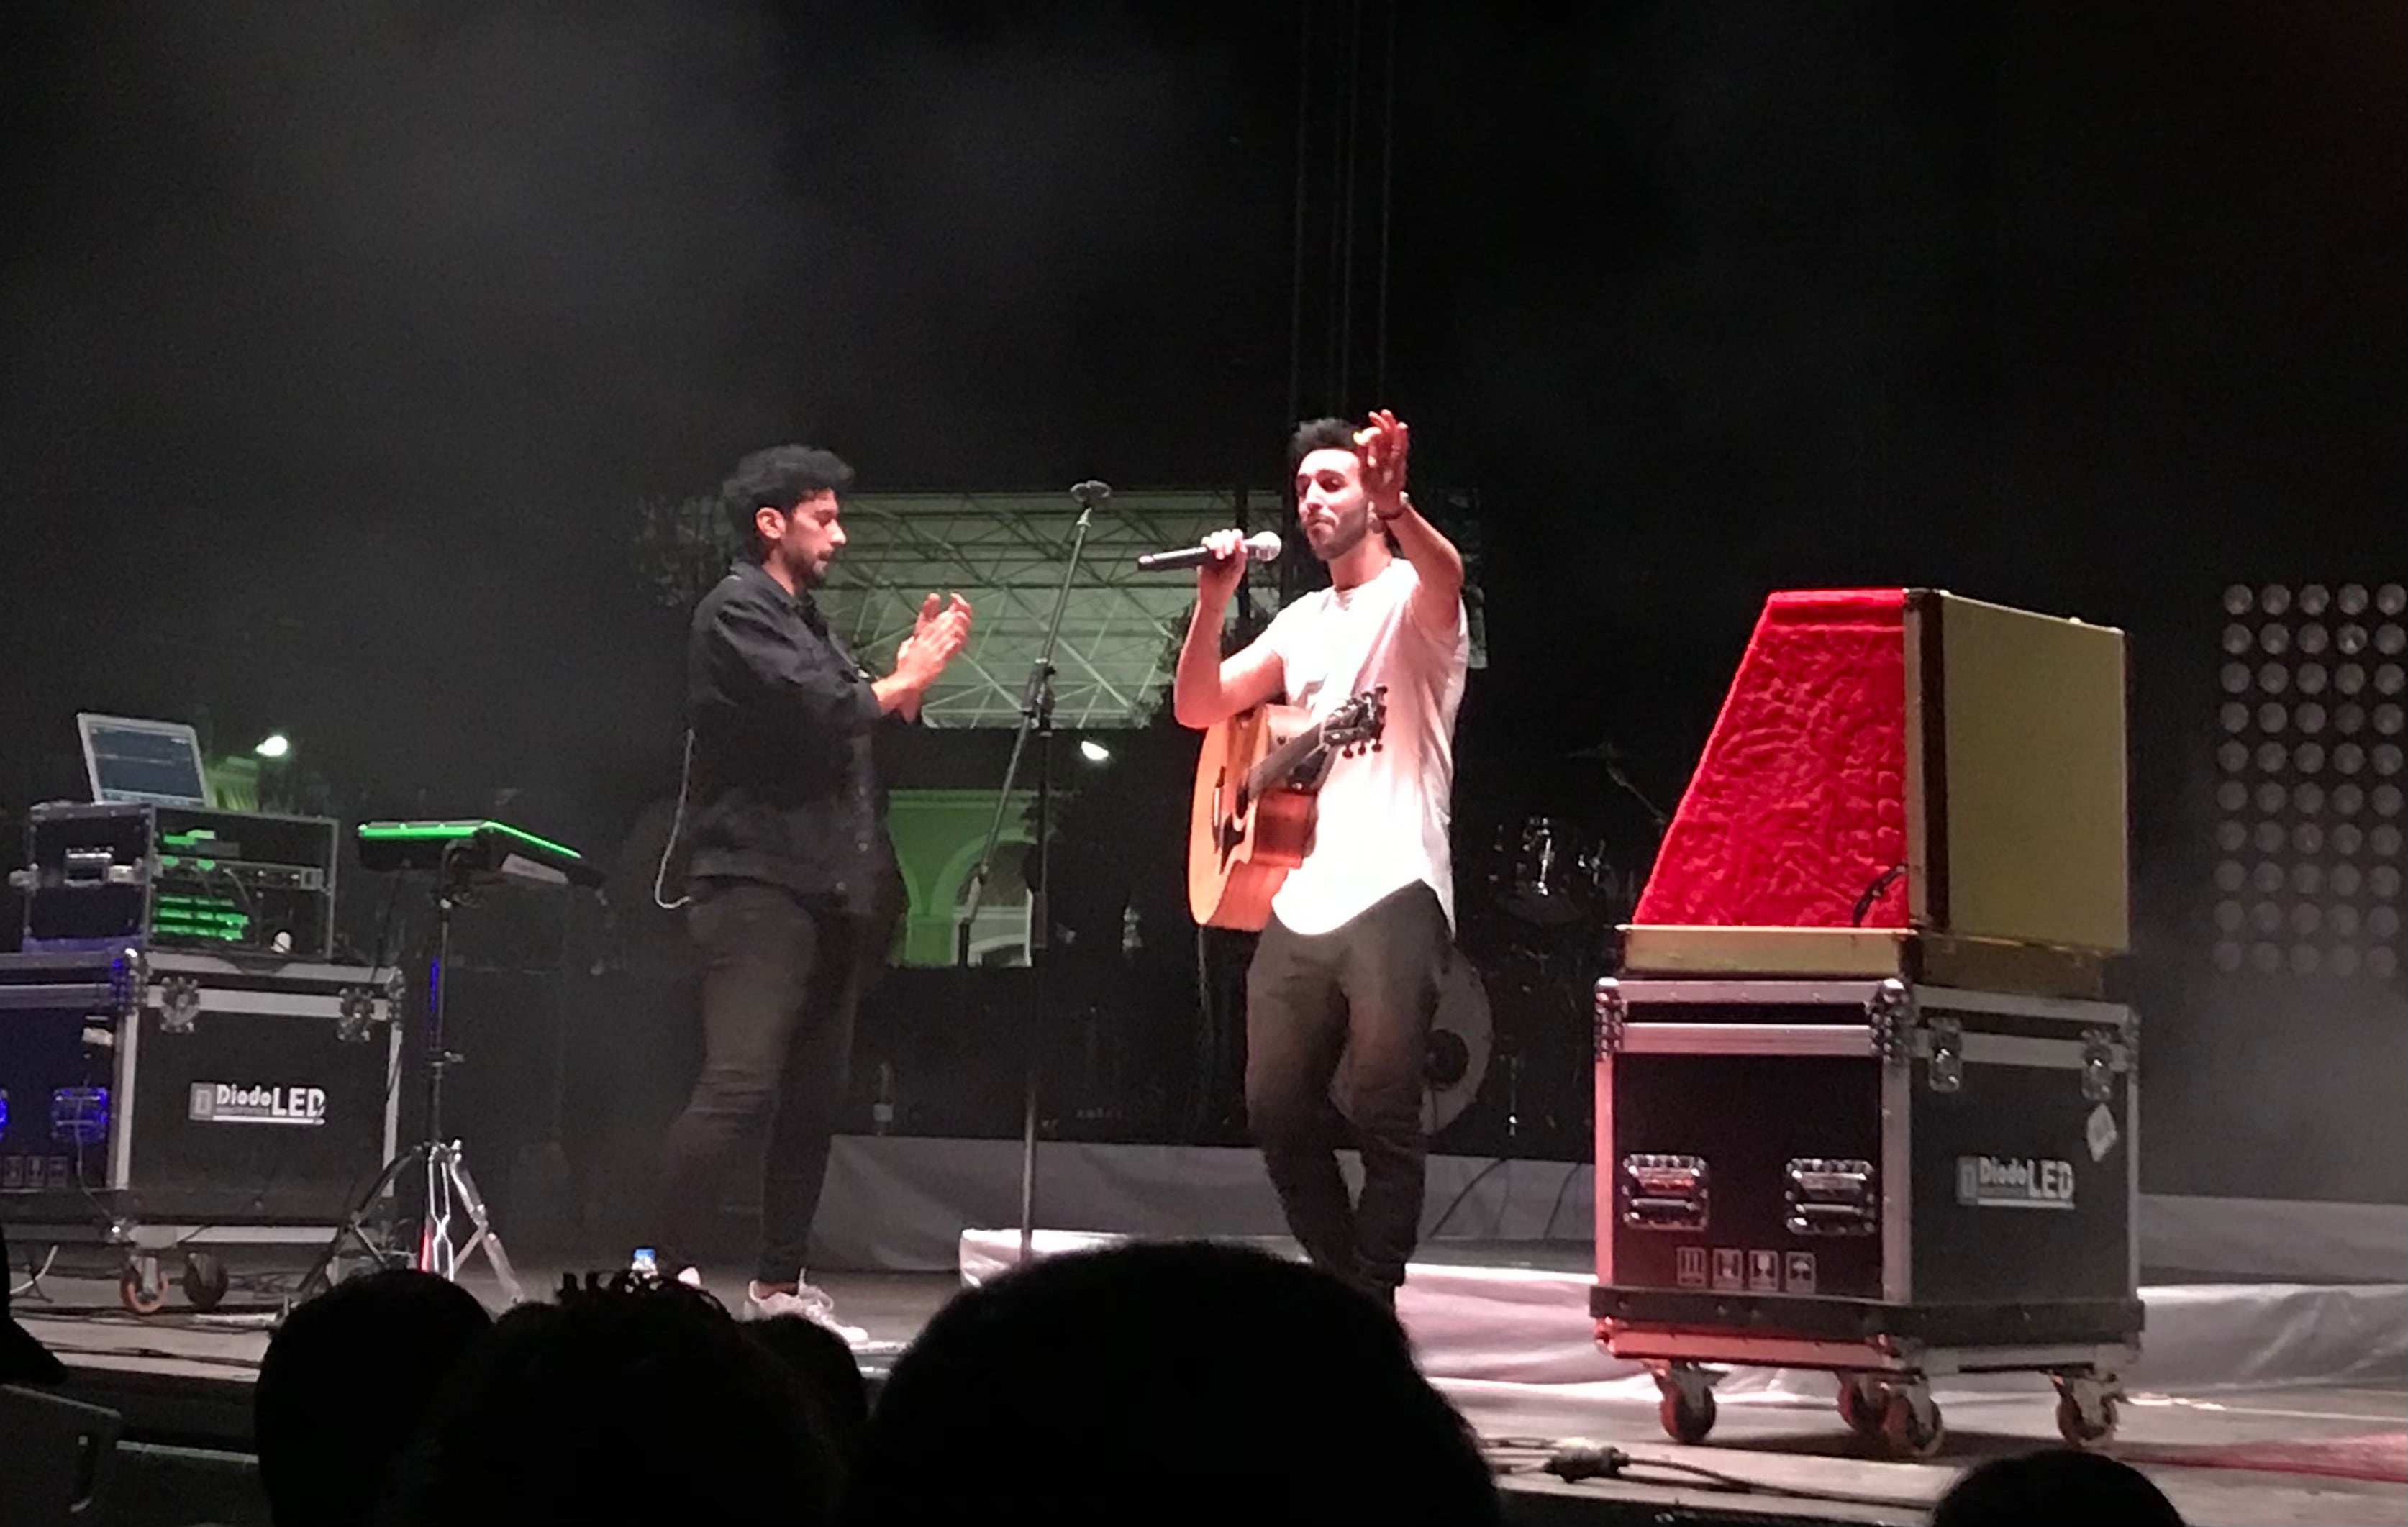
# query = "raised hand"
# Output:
<box><xmin>1354</xmin><ymin>409</ymin><xmax>1411</xmax><ymax>520</ymax></box>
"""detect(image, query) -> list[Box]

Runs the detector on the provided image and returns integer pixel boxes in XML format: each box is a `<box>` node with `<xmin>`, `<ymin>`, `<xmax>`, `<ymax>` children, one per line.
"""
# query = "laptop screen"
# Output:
<box><xmin>77</xmin><ymin>714</ymin><xmax>213</xmax><ymax>808</ymax></box>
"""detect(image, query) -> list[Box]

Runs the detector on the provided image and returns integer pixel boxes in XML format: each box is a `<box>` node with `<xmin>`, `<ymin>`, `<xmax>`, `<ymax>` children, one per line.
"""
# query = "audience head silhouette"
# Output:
<box><xmin>748</xmin><ymin>1314</ymin><xmax>870</xmax><ymax>1462</ymax></box>
<box><xmin>1930</xmin><ymin>1447</ymin><xmax>2186</xmax><ymax>1527</ymax></box>
<box><xmin>843</xmin><ymin>1240</ymin><xmax>1501</xmax><ymax>1526</ymax></box>
<box><xmin>253</xmin><ymin>1270</ymin><xmax>491</xmax><ymax>1527</ymax></box>
<box><xmin>376</xmin><ymin>1284</ymin><xmax>839</xmax><ymax>1527</ymax></box>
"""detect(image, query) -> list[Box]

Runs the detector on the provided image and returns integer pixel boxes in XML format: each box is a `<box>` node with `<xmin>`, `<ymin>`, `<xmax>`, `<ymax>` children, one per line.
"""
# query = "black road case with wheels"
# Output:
<box><xmin>1590</xmin><ymin>975</ymin><xmax>2141</xmax><ymax>1458</ymax></box>
<box><xmin>0</xmin><ymin>945</ymin><xmax>401</xmax><ymax>1313</ymax></box>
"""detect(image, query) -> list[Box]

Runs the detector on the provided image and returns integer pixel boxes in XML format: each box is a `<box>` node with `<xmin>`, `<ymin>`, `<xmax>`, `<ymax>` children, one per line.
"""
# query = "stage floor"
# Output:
<box><xmin>16</xmin><ymin>1247</ymin><xmax>2405</xmax><ymax>1527</ymax></box>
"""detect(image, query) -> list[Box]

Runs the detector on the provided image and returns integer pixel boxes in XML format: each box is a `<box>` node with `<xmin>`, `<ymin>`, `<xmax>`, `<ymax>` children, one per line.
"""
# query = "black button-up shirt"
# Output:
<box><xmin>684</xmin><ymin>559</ymin><xmax>894</xmax><ymax>914</ymax></box>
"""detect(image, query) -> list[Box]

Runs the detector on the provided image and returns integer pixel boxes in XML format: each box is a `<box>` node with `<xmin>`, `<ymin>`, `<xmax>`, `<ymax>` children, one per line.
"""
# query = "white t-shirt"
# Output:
<box><xmin>1258</xmin><ymin>556</ymin><xmax>1469</xmax><ymax>936</ymax></box>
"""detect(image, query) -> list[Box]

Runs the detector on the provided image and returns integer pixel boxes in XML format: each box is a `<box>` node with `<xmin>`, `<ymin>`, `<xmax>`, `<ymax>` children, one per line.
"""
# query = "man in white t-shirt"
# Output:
<box><xmin>1172</xmin><ymin>409</ymin><xmax>1471</xmax><ymax>1306</ymax></box>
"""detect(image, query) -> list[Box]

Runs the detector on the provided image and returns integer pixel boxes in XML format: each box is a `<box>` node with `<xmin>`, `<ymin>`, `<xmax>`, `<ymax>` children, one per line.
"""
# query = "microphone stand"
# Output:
<box><xmin>958</xmin><ymin>481</ymin><xmax>1102</xmax><ymax>1265</ymax></box>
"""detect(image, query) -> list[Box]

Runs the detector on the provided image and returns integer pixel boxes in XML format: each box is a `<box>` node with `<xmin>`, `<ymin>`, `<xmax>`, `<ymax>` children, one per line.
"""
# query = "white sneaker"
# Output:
<box><xmin>745</xmin><ymin>1277</ymin><xmax>868</xmax><ymax>1345</ymax></box>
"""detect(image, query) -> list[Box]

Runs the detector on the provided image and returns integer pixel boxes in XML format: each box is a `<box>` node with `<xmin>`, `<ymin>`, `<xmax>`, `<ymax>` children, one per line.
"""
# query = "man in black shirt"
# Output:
<box><xmin>655</xmin><ymin>443</ymin><xmax>969</xmax><ymax>1339</ymax></box>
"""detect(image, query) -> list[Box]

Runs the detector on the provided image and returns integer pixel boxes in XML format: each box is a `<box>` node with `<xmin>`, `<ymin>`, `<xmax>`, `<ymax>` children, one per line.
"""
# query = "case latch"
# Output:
<box><xmin>1925</xmin><ymin>1016</ymin><xmax>1964</xmax><ymax>1093</ymax></box>
<box><xmin>157</xmin><ymin>975</ymin><xmax>201</xmax><ymax>1035</ymax></box>
<box><xmin>1619</xmin><ymin>1153</ymin><xmax>1709</xmax><ymax>1231</ymax></box>
<box><xmin>1593</xmin><ymin>977</ymin><xmax>1628</xmax><ymax>1057</ymax></box>
<box><xmin>1785</xmin><ymin>1157</ymin><xmax>1878</xmax><ymax>1236</ymax></box>
<box><xmin>335</xmin><ymin>984</ymin><xmax>394</xmax><ymax>1044</ymax></box>
<box><xmin>2081</xmin><ymin>1027</ymin><xmax>2119</xmax><ymax>1103</ymax></box>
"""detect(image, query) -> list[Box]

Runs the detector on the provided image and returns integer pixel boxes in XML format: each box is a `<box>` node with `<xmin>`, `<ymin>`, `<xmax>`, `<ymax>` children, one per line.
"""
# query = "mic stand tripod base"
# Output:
<box><xmin>297</xmin><ymin>1135</ymin><xmax>525</xmax><ymax>1308</ymax></box>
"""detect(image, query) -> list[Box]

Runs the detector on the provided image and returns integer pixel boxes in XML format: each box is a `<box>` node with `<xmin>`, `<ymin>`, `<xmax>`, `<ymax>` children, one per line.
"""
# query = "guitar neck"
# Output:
<box><xmin>1243</xmin><ymin>718</ymin><xmax>1328</xmax><ymax>802</ymax></box>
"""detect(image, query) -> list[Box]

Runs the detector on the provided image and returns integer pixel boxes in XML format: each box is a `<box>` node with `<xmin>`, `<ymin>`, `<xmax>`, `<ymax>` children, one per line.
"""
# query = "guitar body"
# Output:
<box><xmin>1189</xmin><ymin>703</ymin><xmax>1320</xmax><ymax>930</ymax></box>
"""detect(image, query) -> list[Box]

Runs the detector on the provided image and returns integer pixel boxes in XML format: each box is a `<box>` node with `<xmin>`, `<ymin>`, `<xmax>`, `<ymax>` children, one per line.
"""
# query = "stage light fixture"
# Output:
<box><xmin>2208</xmin><ymin>582</ymin><xmax>2406</xmax><ymax>983</ymax></box>
<box><xmin>1078</xmin><ymin>739</ymin><xmax>1112</xmax><ymax>765</ymax></box>
<box><xmin>255</xmin><ymin>732</ymin><xmax>291</xmax><ymax>759</ymax></box>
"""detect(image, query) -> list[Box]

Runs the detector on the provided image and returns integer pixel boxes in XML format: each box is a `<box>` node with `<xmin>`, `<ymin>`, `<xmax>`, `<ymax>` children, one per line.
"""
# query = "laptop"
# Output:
<box><xmin>75</xmin><ymin>713</ymin><xmax>214</xmax><ymax>808</ymax></box>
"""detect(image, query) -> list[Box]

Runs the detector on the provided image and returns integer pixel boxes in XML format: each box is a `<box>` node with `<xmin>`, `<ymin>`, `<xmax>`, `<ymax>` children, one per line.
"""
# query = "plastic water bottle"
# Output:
<box><xmin>871</xmin><ymin>1064</ymin><xmax>895</xmax><ymax>1136</ymax></box>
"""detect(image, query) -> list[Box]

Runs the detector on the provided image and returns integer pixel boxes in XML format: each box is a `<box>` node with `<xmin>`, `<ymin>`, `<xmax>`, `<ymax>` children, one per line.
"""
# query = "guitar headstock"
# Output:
<box><xmin>1323</xmin><ymin>685</ymin><xmax>1389</xmax><ymax>757</ymax></box>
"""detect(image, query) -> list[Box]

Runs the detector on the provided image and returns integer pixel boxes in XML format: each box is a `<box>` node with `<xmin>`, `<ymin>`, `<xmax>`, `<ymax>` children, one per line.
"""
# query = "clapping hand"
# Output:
<box><xmin>897</xmin><ymin>592</ymin><xmax>973</xmax><ymax>682</ymax></box>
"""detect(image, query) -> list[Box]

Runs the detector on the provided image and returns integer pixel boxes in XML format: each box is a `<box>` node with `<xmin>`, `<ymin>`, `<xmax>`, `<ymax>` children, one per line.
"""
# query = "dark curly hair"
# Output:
<box><xmin>719</xmin><ymin>445</ymin><xmax>856</xmax><ymax>555</ymax></box>
<box><xmin>1286</xmin><ymin>416</ymin><xmax>1360</xmax><ymax>472</ymax></box>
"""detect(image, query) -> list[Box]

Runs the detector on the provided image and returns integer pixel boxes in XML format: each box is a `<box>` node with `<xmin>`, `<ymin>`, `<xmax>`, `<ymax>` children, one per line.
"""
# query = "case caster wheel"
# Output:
<box><xmin>2054</xmin><ymin>1377</ymin><xmax>2122</xmax><ymax>1446</ymax></box>
<box><xmin>1878</xmin><ymin>1387</ymin><xmax>1945</xmax><ymax>1460</ymax></box>
<box><xmin>182</xmin><ymin>1250</ymin><xmax>230</xmax><ymax>1313</ymax></box>
<box><xmin>119</xmin><ymin>1256</ymin><xmax>167</xmax><ymax>1316</ymax></box>
<box><xmin>1658</xmin><ymin>1387</ymin><xmax>1717</xmax><ymax>1444</ymax></box>
<box><xmin>1653</xmin><ymin>1365</ymin><xmax>1719</xmax><ymax>1444</ymax></box>
<box><xmin>1836</xmin><ymin>1373</ymin><xmax>1885</xmax><ymax>1436</ymax></box>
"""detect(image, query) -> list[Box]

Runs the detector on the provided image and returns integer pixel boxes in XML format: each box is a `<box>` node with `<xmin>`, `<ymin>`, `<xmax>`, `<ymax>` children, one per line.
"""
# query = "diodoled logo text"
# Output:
<box><xmin>188</xmin><ymin>1082</ymin><xmax>327</xmax><ymax>1126</ymax></box>
<box><xmin>1955</xmin><ymin>1154</ymin><xmax>2075</xmax><ymax>1210</ymax></box>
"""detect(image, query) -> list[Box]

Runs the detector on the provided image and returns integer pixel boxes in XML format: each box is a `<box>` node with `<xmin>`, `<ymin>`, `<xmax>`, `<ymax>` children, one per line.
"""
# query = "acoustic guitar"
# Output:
<box><xmin>1187</xmin><ymin>686</ymin><xmax>1388</xmax><ymax>930</ymax></box>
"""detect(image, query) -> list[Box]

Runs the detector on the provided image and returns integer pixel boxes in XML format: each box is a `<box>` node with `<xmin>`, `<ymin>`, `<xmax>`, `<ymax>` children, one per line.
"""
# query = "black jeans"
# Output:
<box><xmin>660</xmin><ymin>879</ymin><xmax>867</xmax><ymax>1282</ymax></box>
<box><xmin>1244</xmin><ymin>882</ymin><xmax>1450</xmax><ymax>1295</ymax></box>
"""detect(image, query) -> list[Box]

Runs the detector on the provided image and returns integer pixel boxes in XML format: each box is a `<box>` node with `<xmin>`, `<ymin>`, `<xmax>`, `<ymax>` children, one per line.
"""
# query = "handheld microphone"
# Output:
<box><xmin>1135</xmin><ymin>531</ymin><xmax>1283</xmax><ymax>572</ymax></box>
